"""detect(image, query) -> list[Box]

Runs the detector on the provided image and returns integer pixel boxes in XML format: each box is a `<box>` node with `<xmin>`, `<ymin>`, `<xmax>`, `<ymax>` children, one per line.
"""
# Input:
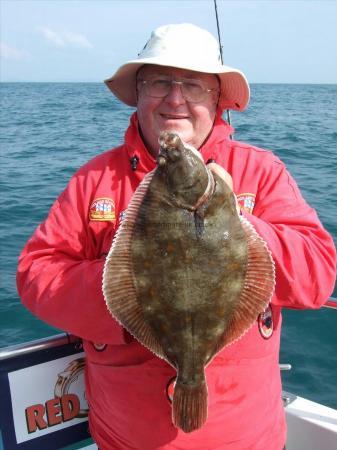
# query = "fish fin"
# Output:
<box><xmin>102</xmin><ymin>170</ymin><xmax>168</xmax><ymax>362</ymax></box>
<box><xmin>172</xmin><ymin>377</ymin><xmax>208</xmax><ymax>433</ymax></box>
<box><xmin>217</xmin><ymin>215</ymin><xmax>275</xmax><ymax>350</ymax></box>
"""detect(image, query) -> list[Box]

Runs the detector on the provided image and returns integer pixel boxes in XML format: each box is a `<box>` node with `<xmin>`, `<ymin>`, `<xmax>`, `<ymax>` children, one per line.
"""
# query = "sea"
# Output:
<box><xmin>1</xmin><ymin>82</ymin><xmax>336</xmax><ymax>410</ymax></box>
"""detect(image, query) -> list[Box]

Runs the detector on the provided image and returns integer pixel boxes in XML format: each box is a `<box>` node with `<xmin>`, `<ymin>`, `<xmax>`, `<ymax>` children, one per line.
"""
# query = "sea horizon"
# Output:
<box><xmin>1</xmin><ymin>80</ymin><xmax>337</xmax><ymax>85</ymax></box>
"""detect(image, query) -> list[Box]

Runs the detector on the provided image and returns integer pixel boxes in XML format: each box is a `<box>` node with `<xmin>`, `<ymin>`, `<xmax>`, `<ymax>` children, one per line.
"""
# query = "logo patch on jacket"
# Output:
<box><xmin>237</xmin><ymin>193</ymin><xmax>256</xmax><ymax>214</ymax></box>
<box><xmin>258</xmin><ymin>305</ymin><xmax>273</xmax><ymax>339</ymax></box>
<box><xmin>166</xmin><ymin>376</ymin><xmax>177</xmax><ymax>404</ymax></box>
<box><xmin>89</xmin><ymin>198</ymin><xmax>116</xmax><ymax>222</ymax></box>
<box><xmin>92</xmin><ymin>342</ymin><xmax>107</xmax><ymax>352</ymax></box>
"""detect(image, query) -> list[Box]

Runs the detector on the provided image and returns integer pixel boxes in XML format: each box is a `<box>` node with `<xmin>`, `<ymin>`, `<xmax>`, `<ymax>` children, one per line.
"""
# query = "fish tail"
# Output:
<box><xmin>172</xmin><ymin>378</ymin><xmax>208</xmax><ymax>433</ymax></box>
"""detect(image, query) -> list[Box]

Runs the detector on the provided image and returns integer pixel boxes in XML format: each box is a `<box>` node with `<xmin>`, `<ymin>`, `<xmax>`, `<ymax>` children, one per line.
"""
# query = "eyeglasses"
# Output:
<box><xmin>137</xmin><ymin>76</ymin><xmax>219</xmax><ymax>103</ymax></box>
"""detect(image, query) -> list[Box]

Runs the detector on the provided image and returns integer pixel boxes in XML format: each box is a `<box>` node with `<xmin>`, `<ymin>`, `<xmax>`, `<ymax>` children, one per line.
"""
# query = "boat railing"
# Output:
<box><xmin>1</xmin><ymin>297</ymin><xmax>335</xmax><ymax>361</ymax></box>
<box><xmin>0</xmin><ymin>332</ymin><xmax>82</xmax><ymax>361</ymax></box>
<box><xmin>324</xmin><ymin>297</ymin><xmax>337</xmax><ymax>309</ymax></box>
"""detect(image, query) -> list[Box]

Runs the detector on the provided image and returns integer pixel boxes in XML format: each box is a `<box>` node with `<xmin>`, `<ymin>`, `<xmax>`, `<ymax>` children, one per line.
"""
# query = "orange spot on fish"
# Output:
<box><xmin>166</xmin><ymin>242</ymin><xmax>175</xmax><ymax>253</ymax></box>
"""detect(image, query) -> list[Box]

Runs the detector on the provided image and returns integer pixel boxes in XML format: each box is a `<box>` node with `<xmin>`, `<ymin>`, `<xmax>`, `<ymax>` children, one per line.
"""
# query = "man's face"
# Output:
<box><xmin>136</xmin><ymin>65</ymin><xmax>220</xmax><ymax>156</ymax></box>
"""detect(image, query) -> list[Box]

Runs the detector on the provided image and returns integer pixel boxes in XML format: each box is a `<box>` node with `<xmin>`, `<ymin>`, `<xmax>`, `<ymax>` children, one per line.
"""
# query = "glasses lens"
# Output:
<box><xmin>180</xmin><ymin>80</ymin><xmax>205</xmax><ymax>102</ymax></box>
<box><xmin>146</xmin><ymin>78</ymin><xmax>171</xmax><ymax>98</ymax></box>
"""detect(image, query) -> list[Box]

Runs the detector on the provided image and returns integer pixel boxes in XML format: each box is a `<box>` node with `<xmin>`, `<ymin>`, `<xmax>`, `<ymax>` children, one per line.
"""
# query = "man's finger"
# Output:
<box><xmin>207</xmin><ymin>162</ymin><xmax>234</xmax><ymax>191</ymax></box>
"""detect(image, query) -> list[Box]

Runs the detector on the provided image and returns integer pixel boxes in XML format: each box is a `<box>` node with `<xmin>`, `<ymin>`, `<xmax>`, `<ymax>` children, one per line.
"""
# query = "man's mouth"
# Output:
<box><xmin>160</xmin><ymin>113</ymin><xmax>189</xmax><ymax>120</ymax></box>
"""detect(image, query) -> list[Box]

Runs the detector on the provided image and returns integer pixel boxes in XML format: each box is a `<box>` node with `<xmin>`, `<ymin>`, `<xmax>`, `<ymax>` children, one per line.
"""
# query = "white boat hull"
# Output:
<box><xmin>284</xmin><ymin>391</ymin><xmax>337</xmax><ymax>450</ymax></box>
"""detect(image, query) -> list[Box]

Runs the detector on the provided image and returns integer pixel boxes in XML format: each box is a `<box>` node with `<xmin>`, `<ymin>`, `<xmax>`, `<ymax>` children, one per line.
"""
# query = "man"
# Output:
<box><xmin>17</xmin><ymin>23</ymin><xmax>336</xmax><ymax>449</ymax></box>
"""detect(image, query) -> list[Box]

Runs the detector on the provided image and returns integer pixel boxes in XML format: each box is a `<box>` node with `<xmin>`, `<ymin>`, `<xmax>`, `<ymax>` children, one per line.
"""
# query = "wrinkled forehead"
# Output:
<box><xmin>137</xmin><ymin>64</ymin><xmax>219</xmax><ymax>87</ymax></box>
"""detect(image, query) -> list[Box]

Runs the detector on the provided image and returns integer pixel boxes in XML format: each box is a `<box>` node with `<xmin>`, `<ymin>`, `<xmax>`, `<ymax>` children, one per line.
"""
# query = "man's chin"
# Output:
<box><xmin>158</xmin><ymin>126</ymin><xmax>192</xmax><ymax>143</ymax></box>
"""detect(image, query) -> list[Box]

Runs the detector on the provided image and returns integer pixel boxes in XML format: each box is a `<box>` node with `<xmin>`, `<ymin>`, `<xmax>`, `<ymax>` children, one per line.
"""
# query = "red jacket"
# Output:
<box><xmin>17</xmin><ymin>113</ymin><xmax>336</xmax><ymax>450</ymax></box>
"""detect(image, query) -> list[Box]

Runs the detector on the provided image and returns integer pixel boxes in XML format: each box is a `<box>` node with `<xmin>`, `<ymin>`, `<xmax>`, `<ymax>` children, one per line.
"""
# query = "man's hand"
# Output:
<box><xmin>207</xmin><ymin>162</ymin><xmax>241</xmax><ymax>215</ymax></box>
<box><xmin>207</xmin><ymin>162</ymin><xmax>233</xmax><ymax>191</ymax></box>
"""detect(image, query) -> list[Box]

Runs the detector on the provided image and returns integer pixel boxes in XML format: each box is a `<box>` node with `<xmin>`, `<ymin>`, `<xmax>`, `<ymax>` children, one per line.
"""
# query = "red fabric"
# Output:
<box><xmin>17</xmin><ymin>112</ymin><xmax>336</xmax><ymax>449</ymax></box>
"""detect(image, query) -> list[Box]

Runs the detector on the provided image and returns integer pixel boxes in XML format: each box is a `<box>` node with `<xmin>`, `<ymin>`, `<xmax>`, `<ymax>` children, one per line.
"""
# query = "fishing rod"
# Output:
<box><xmin>213</xmin><ymin>0</ymin><xmax>232</xmax><ymax>132</ymax></box>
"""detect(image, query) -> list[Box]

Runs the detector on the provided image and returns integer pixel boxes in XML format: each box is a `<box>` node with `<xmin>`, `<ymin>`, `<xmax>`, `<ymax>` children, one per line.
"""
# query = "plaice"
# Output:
<box><xmin>102</xmin><ymin>131</ymin><xmax>275</xmax><ymax>433</ymax></box>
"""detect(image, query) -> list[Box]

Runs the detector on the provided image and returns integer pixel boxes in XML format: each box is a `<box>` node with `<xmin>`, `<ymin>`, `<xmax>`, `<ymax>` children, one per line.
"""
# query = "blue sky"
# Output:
<box><xmin>1</xmin><ymin>0</ymin><xmax>337</xmax><ymax>83</ymax></box>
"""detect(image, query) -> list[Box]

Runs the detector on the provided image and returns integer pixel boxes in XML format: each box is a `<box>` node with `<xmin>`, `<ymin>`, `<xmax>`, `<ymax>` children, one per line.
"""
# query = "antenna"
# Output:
<box><xmin>213</xmin><ymin>0</ymin><xmax>232</xmax><ymax>132</ymax></box>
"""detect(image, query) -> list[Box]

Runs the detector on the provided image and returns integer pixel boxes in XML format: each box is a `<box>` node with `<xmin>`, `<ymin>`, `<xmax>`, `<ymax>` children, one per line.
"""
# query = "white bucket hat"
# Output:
<box><xmin>104</xmin><ymin>23</ymin><xmax>250</xmax><ymax>111</ymax></box>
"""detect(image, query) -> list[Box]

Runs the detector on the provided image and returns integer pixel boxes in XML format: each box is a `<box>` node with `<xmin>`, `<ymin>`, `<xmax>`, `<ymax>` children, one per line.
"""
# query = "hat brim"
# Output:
<box><xmin>104</xmin><ymin>58</ymin><xmax>250</xmax><ymax>112</ymax></box>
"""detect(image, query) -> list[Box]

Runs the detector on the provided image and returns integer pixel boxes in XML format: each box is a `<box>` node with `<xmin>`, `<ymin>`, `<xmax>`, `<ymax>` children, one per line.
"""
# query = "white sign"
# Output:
<box><xmin>8</xmin><ymin>353</ymin><xmax>88</xmax><ymax>444</ymax></box>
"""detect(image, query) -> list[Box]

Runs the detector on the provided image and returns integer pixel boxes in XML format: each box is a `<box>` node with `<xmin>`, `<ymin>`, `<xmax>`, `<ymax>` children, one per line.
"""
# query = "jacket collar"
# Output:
<box><xmin>124</xmin><ymin>111</ymin><xmax>233</xmax><ymax>175</ymax></box>
<box><xmin>124</xmin><ymin>113</ymin><xmax>157</xmax><ymax>177</ymax></box>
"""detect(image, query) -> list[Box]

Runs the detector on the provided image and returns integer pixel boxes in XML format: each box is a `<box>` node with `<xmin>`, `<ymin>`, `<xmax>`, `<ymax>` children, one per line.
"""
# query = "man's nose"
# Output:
<box><xmin>164</xmin><ymin>82</ymin><xmax>186</xmax><ymax>106</ymax></box>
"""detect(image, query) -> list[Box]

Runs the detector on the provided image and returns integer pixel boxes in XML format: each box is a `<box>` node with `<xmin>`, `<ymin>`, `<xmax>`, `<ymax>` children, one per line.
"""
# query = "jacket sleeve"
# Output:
<box><xmin>242</xmin><ymin>154</ymin><xmax>336</xmax><ymax>309</ymax></box>
<box><xmin>16</xmin><ymin>170</ymin><xmax>126</xmax><ymax>345</ymax></box>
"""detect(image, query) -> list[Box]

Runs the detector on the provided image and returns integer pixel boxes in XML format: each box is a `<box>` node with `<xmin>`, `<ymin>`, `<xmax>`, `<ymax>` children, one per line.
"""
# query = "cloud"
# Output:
<box><xmin>0</xmin><ymin>42</ymin><xmax>30</xmax><ymax>60</ymax></box>
<box><xmin>38</xmin><ymin>27</ymin><xmax>65</xmax><ymax>47</ymax></box>
<box><xmin>38</xmin><ymin>27</ymin><xmax>93</xmax><ymax>49</ymax></box>
<box><xmin>63</xmin><ymin>32</ymin><xmax>93</xmax><ymax>49</ymax></box>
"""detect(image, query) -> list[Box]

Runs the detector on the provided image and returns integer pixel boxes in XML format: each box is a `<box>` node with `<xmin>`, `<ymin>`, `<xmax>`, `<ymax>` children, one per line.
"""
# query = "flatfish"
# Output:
<box><xmin>102</xmin><ymin>131</ymin><xmax>275</xmax><ymax>433</ymax></box>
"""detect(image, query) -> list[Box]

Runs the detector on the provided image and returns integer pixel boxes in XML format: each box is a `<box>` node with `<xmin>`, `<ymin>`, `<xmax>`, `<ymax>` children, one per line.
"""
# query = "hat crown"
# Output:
<box><xmin>138</xmin><ymin>23</ymin><xmax>222</xmax><ymax>68</ymax></box>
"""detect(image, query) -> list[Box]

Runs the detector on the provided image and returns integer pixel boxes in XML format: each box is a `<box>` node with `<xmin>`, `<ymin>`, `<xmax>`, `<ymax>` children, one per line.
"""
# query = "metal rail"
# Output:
<box><xmin>324</xmin><ymin>298</ymin><xmax>337</xmax><ymax>309</ymax></box>
<box><xmin>0</xmin><ymin>333</ymin><xmax>82</xmax><ymax>361</ymax></box>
